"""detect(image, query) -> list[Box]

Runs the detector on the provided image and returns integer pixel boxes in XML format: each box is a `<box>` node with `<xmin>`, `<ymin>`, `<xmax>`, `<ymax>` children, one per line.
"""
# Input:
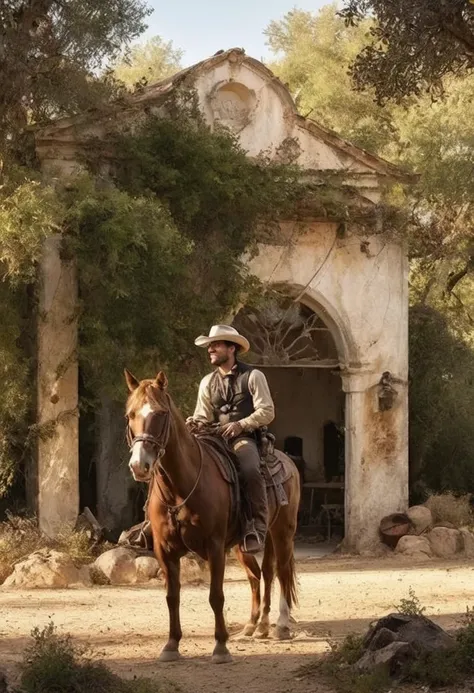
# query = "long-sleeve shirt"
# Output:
<box><xmin>193</xmin><ymin>368</ymin><xmax>275</xmax><ymax>432</ymax></box>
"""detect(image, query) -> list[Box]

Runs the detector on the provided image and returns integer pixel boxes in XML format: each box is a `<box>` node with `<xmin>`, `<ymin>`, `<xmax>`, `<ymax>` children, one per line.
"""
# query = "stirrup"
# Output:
<box><xmin>241</xmin><ymin>530</ymin><xmax>265</xmax><ymax>555</ymax></box>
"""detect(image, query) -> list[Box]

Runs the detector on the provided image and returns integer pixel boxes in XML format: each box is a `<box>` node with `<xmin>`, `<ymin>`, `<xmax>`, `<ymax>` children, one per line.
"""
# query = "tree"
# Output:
<box><xmin>409</xmin><ymin>305</ymin><xmax>474</xmax><ymax>493</ymax></box>
<box><xmin>0</xmin><ymin>0</ymin><xmax>151</xmax><ymax>154</ymax></box>
<box><xmin>113</xmin><ymin>36</ymin><xmax>183</xmax><ymax>88</ymax></box>
<box><xmin>339</xmin><ymin>0</ymin><xmax>474</xmax><ymax>102</ymax></box>
<box><xmin>265</xmin><ymin>5</ymin><xmax>401</xmax><ymax>153</ymax></box>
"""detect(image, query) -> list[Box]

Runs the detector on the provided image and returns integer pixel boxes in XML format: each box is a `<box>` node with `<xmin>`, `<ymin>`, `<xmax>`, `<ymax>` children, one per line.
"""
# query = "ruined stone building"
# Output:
<box><xmin>34</xmin><ymin>49</ymin><xmax>412</xmax><ymax>552</ymax></box>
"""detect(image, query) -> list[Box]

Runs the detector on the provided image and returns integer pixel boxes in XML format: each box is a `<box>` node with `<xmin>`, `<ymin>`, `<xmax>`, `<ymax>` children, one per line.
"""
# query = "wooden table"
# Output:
<box><xmin>302</xmin><ymin>482</ymin><xmax>345</xmax><ymax>521</ymax></box>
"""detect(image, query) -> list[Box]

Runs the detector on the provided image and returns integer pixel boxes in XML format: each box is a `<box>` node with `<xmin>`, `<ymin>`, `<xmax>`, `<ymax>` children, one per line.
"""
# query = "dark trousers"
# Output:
<box><xmin>232</xmin><ymin>437</ymin><xmax>268</xmax><ymax>536</ymax></box>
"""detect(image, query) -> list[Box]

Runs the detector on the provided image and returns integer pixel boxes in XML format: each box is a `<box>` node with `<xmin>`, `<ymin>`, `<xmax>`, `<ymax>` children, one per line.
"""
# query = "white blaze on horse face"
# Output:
<box><xmin>276</xmin><ymin>595</ymin><xmax>290</xmax><ymax>630</ymax></box>
<box><xmin>128</xmin><ymin>402</ymin><xmax>155</xmax><ymax>478</ymax></box>
<box><xmin>139</xmin><ymin>402</ymin><xmax>153</xmax><ymax>419</ymax></box>
<box><xmin>129</xmin><ymin>439</ymin><xmax>155</xmax><ymax>479</ymax></box>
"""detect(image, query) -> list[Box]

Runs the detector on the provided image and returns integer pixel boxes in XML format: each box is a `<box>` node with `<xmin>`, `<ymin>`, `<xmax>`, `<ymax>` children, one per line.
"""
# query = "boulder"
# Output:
<box><xmin>428</xmin><ymin>527</ymin><xmax>463</xmax><ymax>558</ymax></box>
<box><xmin>135</xmin><ymin>556</ymin><xmax>160</xmax><ymax>582</ymax></box>
<box><xmin>94</xmin><ymin>547</ymin><xmax>137</xmax><ymax>585</ymax></box>
<box><xmin>407</xmin><ymin>505</ymin><xmax>432</xmax><ymax>535</ymax></box>
<box><xmin>356</xmin><ymin>641</ymin><xmax>413</xmax><ymax>674</ymax></box>
<box><xmin>460</xmin><ymin>528</ymin><xmax>474</xmax><ymax>558</ymax></box>
<box><xmin>363</xmin><ymin>613</ymin><xmax>455</xmax><ymax>654</ymax></box>
<box><xmin>354</xmin><ymin>613</ymin><xmax>456</xmax><ymax>677</ymax></box>
<box><xmin>181</xmin><ymin>556</ymin><xmax>207</xmax><ymax>584</ymax></box>
<box><xmin>394</xmin><ymin>535</ymin><xmax>432</xmax><ymax>558</ymax></box>
<box><xmin>3</xmin><ymin>549</ymin><xmax>91</xmax><ymax>589</ymax></box>
<box><xmin>434</xmin><ymin>521</ymin><xmax>456</xmax><ymax>529</ymax></box>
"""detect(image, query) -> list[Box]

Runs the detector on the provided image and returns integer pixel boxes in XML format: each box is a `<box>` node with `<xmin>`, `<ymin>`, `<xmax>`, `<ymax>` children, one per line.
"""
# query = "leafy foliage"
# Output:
<box><xmin>0</xmin><ymin>0</ymin><xmax>151</xmax><ymax>152</ymax></box>
<box><xmin>0</xmin><ymin>180</ymin><xmax>64</xmax><ymax>284</ymax></box>
<box><xmin>265</xmin><ymin>6</ymin><xmax>401</xmax><ymax>153</ymax></box>
<box><xmin>64</xmin><ymin>112</ymin><xmax>305</xmax><ymax>412</ymax></box>
<box><xmin>339</xmin><ymin>0</ymin><xmax>474</xmax><ymax>102</ymax></box>
<box><xmin>113</xmin><ymin>35</ymin><xmax>183</xmax><ymax>88</ymax></box>
<box><xmin>408</xmin><ymin>305</ymin><xmax>474</xmax><ymax>491</ymax></box>
<box><xmin>394</xmin><ymin>587</ymin><xmax>426</xmax><ymax>617</ymax></box>
<box><xmin>0</xmin><ymin>172</ymin><xmax>66</xmax><ymax>498</ymax></box>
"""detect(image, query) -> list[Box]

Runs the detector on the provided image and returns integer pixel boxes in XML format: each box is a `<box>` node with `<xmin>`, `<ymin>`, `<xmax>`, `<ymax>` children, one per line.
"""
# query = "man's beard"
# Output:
<box><xmin>210</xmin><ymin>353</ymin><xmax>228</xmax><ymax>366</ymax></box>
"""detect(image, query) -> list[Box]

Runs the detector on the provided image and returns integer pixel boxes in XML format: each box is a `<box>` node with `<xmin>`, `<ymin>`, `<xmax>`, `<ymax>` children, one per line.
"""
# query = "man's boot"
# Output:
<box><xmin>241</xmin><ymin>470</ymin><xmax>268</xmax><ymax>554</ymax></box>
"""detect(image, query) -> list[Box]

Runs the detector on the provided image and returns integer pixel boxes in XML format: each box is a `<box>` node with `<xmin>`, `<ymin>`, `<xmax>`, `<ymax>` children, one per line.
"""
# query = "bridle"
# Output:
<box><xmin>126</xmin><ymin>397</ymin><xmax>172</xmax><ymax>462</ymax></box>
<box><xmin>126</xmin><ymin>393</ymin><xmax>203</xmax><ymax>520</ymax></box>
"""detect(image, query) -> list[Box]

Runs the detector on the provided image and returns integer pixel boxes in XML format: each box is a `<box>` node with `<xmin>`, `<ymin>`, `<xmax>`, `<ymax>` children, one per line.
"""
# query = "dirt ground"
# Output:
<box><xmin>1</xmin><ymin>551</ymin><xmax>474</xmax><ymax>692</ymax></box>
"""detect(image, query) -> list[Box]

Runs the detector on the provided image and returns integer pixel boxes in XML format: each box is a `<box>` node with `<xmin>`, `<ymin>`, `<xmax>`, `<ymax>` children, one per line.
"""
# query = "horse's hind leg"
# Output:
<box><xmin>208</xmin><ymin>543</ymin><xmax>232</xmax><ymax>663</ymax></box>
<box><xmin>254</xmin><ymin>535</ymin><xmax>275</xmax><ymax>639</ymax></box>
<box><xmin>270</xmin><ymin>511</ymin><xmax>298</xmax><ymax>641</ymax></box>
<box><xmin>234</xmin><ymin>546</ymin><xmax>261</xmax><ymax>636</ymax></box>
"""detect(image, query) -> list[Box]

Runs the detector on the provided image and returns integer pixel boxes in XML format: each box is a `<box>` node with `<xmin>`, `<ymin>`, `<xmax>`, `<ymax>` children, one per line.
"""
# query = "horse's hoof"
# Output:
<box><xmin>212</xmin><ymin>652</ymin><xmax>233</xmax><ymax>664</ymax></box>
<box><xmin>158</xmin><ymin>649</ymin><xmax>181</xmax><ymax>662</ymax></box>
<box><xmin>241</xmin><ymin>623</ymin><xmax>257</xmax><ymax>637</ymax></box>
<box><xmin>271</xmin><ymin>625</ymin><xmax>291</xmax><ymax>641</ymax></box>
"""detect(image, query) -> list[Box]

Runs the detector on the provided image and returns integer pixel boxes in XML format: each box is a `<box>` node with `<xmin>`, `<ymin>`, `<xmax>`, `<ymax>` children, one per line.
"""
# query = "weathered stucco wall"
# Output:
<box><xmin>248</xmin><ymin>222</ymin><xmax>409</xmax><ymax>551</ymax></box>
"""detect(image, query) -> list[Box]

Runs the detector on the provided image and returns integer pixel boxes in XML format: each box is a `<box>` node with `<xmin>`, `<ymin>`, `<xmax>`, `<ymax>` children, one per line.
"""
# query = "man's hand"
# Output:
<box><xmin>220</xmin><ymin>422</ymin><xmax>243</xmax><ymax>439</ymax></box>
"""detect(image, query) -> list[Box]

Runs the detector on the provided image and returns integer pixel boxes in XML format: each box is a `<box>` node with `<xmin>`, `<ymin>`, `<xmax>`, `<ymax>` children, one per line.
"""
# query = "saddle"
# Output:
<box><xmin>192</xmin><ymin>428</ymin><xmax>292</xmax><ymax>547</ymax></box>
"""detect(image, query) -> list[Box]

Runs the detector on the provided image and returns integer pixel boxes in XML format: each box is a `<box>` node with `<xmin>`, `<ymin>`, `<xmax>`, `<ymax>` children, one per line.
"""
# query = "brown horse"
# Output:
<box><xmin>125</xmin><ymin>369</ymin><xmax>300</xmax><ymax>664</ymax></box>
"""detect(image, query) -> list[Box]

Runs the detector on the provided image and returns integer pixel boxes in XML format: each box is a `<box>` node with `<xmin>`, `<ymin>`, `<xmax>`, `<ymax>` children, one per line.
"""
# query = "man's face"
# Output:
<box><xmin>208</xmin><ymin>341</ymin><xmax>235</xmax><ymax>366</ymax></box>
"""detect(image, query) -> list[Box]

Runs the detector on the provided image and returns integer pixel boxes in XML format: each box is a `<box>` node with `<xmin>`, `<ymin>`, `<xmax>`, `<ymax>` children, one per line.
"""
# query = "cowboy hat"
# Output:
<box><xmin>194</xmin><ymin>325</ymin><xmax>250</xmax><ymax>354</ymax></box>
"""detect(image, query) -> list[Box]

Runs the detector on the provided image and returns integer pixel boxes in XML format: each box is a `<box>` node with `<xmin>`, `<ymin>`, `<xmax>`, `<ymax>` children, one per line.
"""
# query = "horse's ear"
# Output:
<box><xmin>124</xmin><ymin>369</ymin><xmax>139</xmax><ymax>392</ymax></box>
<box><xmin>155</xmin><ymin>371</ymin><xmax>168</xmax><ymax>390</ymax></box>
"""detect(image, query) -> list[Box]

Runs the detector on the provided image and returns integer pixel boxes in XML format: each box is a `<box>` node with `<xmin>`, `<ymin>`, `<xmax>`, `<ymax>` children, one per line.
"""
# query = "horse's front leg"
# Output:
<box><xmin>158</xmin><ymin>550</ymin><xmax>182</xmax><ymax>662</ymax></box>
<box><xmin>208</xmin><ymin>543</ymin><xmax>232</xmax><ymax>663</ymax></box>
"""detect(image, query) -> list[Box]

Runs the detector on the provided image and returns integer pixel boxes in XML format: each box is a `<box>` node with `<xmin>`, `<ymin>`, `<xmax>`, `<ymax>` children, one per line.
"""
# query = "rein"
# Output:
<box><xmin>127</xmin><ymin>394</ymin><xmax>203</xmax><ymax>520</ymax></box>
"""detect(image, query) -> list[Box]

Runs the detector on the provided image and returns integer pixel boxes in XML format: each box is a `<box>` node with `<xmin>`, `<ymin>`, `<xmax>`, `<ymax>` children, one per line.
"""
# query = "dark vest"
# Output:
<box><xmin>209</xmin><ymin>362</ymin><xmax>255</xmax><ymax>424</ymax></box>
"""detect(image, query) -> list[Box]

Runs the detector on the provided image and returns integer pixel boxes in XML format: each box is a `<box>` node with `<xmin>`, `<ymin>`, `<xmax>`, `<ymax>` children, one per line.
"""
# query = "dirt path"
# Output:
<box><xmin>1</xmin><ymin>554</ymin><xmax>474</xmax><ymax>692</ymax></box>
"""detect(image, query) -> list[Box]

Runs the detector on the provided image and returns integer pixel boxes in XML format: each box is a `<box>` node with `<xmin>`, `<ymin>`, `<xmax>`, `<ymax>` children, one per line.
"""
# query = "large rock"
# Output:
<box><xmin>135</xmin><ymin>556</ymin><xmax>160</xmax><ymax>582</ymax></box>
<box><xmin>355</xmin><ymin>613</ymin><xmax>456</xmax><ymax>677</ymax></box>
<box><xmin>394</xmin><ymin>535</ymin><xmax>432</xmax><ymax>558</ymax></box>
<box><xmin>181</xmin><ymin>556</ymin><xmax>207</xmax><ymax>584</ymax></box>
<box><xmin>363</xmin><ymin>613</ymin><xmax>455</xmax><ymax>654</ymax></box>
<box><xmin>94</xmin><ymin>547</ymin><xmax>137</xmax><ymax>585</ymax></box>
<box><xmin>356</xmin><ymin>641</ymin><xmax>413</xmax><ymax>674</ymax></box>
<box><xmin>3</xmin><ymin>549</ymin><xmax>91</xmax><ymax>589</ymax></box>
<box><xmin>407</xmin><ymin>505</ymin><xmax>432</xmax><ymax>535</ymax></box>
<box><xmin>460</xmin><ymin>528</ymin><xmax>474</xmax><ymax>558</ymax></box>
<box><xmin>428</xmin><ymin>527</ymin><xmax>463</xmax><ymax>558</ymax></box>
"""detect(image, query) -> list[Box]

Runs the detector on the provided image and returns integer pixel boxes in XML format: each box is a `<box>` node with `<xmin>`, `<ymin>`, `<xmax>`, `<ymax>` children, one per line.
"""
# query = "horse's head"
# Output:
<box><xmin>125</xmin><ymin>369</ymin><xmax>170</xmax><ymax>482</ymax></box>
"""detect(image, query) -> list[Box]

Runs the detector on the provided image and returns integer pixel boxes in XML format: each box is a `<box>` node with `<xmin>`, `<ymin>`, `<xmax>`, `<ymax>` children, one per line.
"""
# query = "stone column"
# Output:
<box><xmin>37</xmin><ymin>235</ymin><xmax>79</xmax><ymax>537</ymax></box>
<box><xmin>341</xmin><ymin>370</ymin><xmax>408</xmax><ymax>552</ymax></box>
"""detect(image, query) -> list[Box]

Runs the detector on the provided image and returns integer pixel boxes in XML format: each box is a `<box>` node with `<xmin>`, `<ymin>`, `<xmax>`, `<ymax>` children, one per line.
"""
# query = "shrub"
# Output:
<box><xmin>425</xmin><ymin>492</ymin><xmax>473</xmax><ymax>528</ymax></box>
<box><xmin>19</xmin><ymin>622</ymin><xmax>176</xmax><ymax>693</ymax></box>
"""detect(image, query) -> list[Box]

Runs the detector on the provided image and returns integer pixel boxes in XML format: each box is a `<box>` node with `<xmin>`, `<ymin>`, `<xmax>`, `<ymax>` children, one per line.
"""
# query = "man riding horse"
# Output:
<box><xmin>189</xmin><ymin>324</ymin><xmax>274</xmax><ymax>555</ymax></box>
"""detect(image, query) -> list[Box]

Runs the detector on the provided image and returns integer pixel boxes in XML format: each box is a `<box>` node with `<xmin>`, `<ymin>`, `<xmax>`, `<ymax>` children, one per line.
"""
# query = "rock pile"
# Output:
<box><xmin>380</xmin><ymin>504</ymin><xmax>474</xmax><ymax>559</ymax></box>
